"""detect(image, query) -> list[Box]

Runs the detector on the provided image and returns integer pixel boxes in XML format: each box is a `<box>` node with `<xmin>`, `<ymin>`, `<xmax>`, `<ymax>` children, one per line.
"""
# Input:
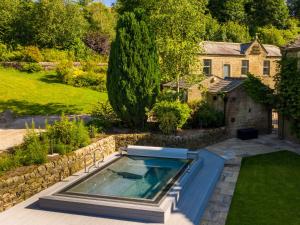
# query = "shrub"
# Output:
<box><xmin>158</xmin><ymin>112</ymin><xmax>178</xmax><ymax>135</ymax></box>
<box><xmin>41</xmin><ymin>49</ymin><xmax>74</xmax><ymax>62</ymax></box>
<box><xmin>0</xmin><ymin>154</ymin><xmax>19</xmax><ymax>173</ymax></box>
<box><xmin>190</xmin><ymin>102</ymin><xmax>224</xmax><ymax>128</ymax></box>
<box><xmin>46</xmin><ymin>115</ymin><xmax>90</xmax><ymax>152</ymax></box>
<box><xmin>17</xmin><ymin>127</ymin><xmax>49</xmax><ymax>166</ymax></box>
<box><xmin>22</xmin><ymin>46</ymin><xmax>43</xmax><ymax>62</ymax></box>
<box><xmin>20</xmin><ymin>62</ymin><xmax>43</xmax><ymax>73</ymax></box>
<box><xmin>0</xmin><ymin>43</ymin><xmax>9</xmax><ymax>62</ymax></box>
<box><xmin>84</xmin><ymin>31</ymin><xmax>111</xmax><ymax>55</ymax></box>
<box><xmin>89</xmin><ymin>101</ymin><xmax>119</xmax><ymax>129</ymax></box>
<box><xmin>153</xmin><ymin>101</ymin><xmax>191</xmax><ymax>133</ymax></box>
<box><xmin>56</xmin><ymin>60</ymin><xmax>74</xmax><ymax>79</ymax></box>
<box><xmin>56</xmin><ymin>61</ymin><xmax>107</xmax><ymax>91</ymax></box>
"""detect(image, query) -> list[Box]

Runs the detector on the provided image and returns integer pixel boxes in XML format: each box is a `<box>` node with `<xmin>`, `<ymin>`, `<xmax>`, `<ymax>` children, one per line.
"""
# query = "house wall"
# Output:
<box><xmin>225</xmin><ymin>86</ymin><xmax>271</xmax><ymax>136</ymax></box>
<box><xmin>209</xmin><ymin>86</ymin><xmax>271</xmax><ymax>137</ymax></box>
<box><xmin>198</xmin><ymin>44</ymin><xmax>280</xmax><ymax>88</ymax></box>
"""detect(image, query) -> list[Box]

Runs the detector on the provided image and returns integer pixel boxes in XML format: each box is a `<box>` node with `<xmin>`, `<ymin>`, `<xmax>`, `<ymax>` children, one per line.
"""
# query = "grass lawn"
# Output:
<box><xmin>0</xmin><ymin>68</ymin><xmax>107</xmax><ymax>116</ymax></box>
<box><xmin>226</xmin><ymin>151</ymin><xmax>300</xmax><ymax>225</ymax></box>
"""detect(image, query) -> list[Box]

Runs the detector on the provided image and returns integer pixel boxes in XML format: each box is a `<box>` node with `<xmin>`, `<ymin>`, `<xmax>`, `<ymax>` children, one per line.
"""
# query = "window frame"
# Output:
<box><xmin>263</xmin><ymin>60</ymin><xmax>271</xmax><ymax>76</ymax></box>
<box><xmin>223</xmin><ymin>64</ymin><xmax>231</xmax><ymax>78</ymax></box>
<box><xmin>241</xmin><ymin>60</ymin><xmax>249</xmax><ymax>75</ymax></box>
<box><xmin>203</xmin><ymin>59</ymin><xmax>212</xmax><ymax>76</ymax></box>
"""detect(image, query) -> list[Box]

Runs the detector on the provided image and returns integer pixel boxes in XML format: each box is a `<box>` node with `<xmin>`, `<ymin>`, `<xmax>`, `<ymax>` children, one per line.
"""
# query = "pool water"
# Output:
<box><xmin>60</xmin><ymin>156</ymin><xmax>189</xmax><ymax>202</ymax></box>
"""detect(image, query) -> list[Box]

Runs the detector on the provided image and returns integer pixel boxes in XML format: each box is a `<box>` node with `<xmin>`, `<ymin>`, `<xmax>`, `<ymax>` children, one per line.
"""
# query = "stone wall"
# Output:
<box><xmin>114</xmin><ymin>127</ymin><xmax>228</xmax><ymax>150</ymax></box>
<box><xmin>224</xmin><ymin>86</ymin><xmax>271</xmax><ymax>137</ymax></box>
<box><xmin>0</xmin><ymin>136</ymin><xmax>115</xmax><ymax>212</ymax></box>
<box><xmin>0</xmin><ymin>128</ymin><xmax>228</xmax><ymax>211</ymax></box>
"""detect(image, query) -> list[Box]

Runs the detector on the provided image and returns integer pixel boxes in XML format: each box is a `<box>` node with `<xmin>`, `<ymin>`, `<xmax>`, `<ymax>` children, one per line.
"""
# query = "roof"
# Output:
<box><xmin>208</xmin><ymin>77</ymin><xmax>244</xmax><ymax>93</ymax></box>
<box><xmin>163</xmin><ymin>76</ymin><xmax>244</xmax><ymax>93</ymax></box>
<box><xmin>202</xmin><ymin>41</ymin><xmax>281</xmax><ymax>57</ymax></box>
<box><xmin>162</xmin><ymin>79</ymin><xmax>191</xmax><ymax>89</ymax></box>
<box><xmin>284</xmin><ymin>36</ymin><xmax>300</xmax><ymax>50</ymax></box>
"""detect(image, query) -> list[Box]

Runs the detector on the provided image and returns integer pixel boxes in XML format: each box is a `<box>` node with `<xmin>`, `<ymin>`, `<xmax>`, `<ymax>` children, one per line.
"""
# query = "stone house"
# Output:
<box><xmin>164</xmin><ymin>76</ymin><xmax>272</xmax><ymax>136</ymax></box>
<box><xmin>199</xmin><ymin>39</ymin><xmax>281</xmax><ymax>88</ymax></box>
<box><xmin>163</xmin><ymin>38</ymin><xmax>280</xmax><ymax>136</ymax></box>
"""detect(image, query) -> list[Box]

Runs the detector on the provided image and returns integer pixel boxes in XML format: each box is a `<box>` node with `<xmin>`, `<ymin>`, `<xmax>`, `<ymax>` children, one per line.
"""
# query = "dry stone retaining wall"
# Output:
<box><xmin>0</xmin><ymin>128</ymin><xmax>227</xmax><ymax>211</ymax></box>
<box><xmin>0</xmin><ymin>136</ymin><xmax>115</xmax><ymax>212</ymax></box>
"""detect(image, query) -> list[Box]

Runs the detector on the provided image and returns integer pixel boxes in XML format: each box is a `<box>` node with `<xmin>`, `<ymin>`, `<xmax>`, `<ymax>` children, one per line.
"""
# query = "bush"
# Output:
<box><xmin>41</xmin><ymin>49</ymin><xmax>75</xmax><ymax>62</ymax></box>
<box><xmin>46</xmin><ymin>115</ymin><xmax>90</xmax><ymax>152</ymax></box>
<box><xmin>158</xmin><ymin>112</ymin><xmax>178</xmax><ymax>135</ymax></box>
<box><xmin>0</xmin><ymin>43</ymin><xmax>9</xmax><ymax>62</ymax></box>
<box><xmin>190</xmin><ymin>102</ymin><xmax>224</xmax><ymax>128</ymax></box>
<box><xmin>56</xmin><ymin>60</ymin><xmax>73</xmax><ymax>78</ymax></box>
<box><xmin>56</xmin><ymin>61</ymin><xmax>107</xmax><ymax>91</ymax></box>
<box><xmin>16</xmin><ymin>127</ymin><xmax>49</xmax><ymax>166</ymax></box>
<box><xmin>0</xmin><ymin>154</ymin><xmax>19</xmax><ymax>173</ymax></box>
<box><xmin>22</xmin><ymin>46</ymin><xmax>43</xmax><ymax>62</ymax></box>
<box><xmin>20</xmin><ymin>62</ymin><xmax>43</xmax><ymax>73</ymax></box>
<box><xmin>153</xmin><ymin>101</ymin><xmax>191</xmax><ymax>133</ymax></box>
<box><xmin>89</xmin><ymin>101</ymin><xmax>119</xmax><ymax>129</ymax></box>
<box><xmin>84</xmin><ymin>31</ymin><xmax>111</xmax><ymax>55</ymax></box>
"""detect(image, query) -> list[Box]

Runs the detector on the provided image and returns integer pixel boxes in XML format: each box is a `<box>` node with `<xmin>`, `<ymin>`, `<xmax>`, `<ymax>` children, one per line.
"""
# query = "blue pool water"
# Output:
<box><xmin>63</xmin><ymin>156</ymin><xmax>189</xmax><ymax>201</ymax></box>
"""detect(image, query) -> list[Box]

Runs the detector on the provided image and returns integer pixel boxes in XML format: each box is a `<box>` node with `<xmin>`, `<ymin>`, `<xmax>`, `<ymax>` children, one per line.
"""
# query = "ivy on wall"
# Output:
<box><xmin>243</xmin><ymin>73</ymin><xmax>275</xmax><ymax>107</ymax></box>
<box><xmin>275</xmin><ymin>56</ymin><xmax>300</xmax><ymax>137</ymax></box>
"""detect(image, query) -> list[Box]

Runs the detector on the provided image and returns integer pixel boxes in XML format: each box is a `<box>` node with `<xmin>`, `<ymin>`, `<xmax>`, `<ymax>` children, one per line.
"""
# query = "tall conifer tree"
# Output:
<box><xmin>107</xmin><ymin>11</ymin><xmax>160</xmax><ymax>128</ymax></box>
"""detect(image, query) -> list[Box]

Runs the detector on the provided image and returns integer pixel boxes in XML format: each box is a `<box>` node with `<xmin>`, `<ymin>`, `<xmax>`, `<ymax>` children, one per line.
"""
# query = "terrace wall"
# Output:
<box><xmin>0</xmin><ymin>127</ymin><xmax>227</xmax><ymax>211</ymax></box>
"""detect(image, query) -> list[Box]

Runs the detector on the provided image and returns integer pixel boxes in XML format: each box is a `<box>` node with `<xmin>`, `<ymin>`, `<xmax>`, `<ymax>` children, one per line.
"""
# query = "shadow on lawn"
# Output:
<box><xmin>0</xmin><ymin>100</ymin><xmax>81</xmax><ymax>116</ymax></box>
<box><xmin>39</xmin><ymin>74</ymin><xmax>62</xmax><ymax>84</ymax></box>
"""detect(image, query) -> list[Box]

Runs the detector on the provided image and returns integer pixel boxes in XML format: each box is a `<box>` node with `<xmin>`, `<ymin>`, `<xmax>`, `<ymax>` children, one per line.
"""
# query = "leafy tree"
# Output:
<box><xmin>32</xmin><ymin>0</ymin><xmax>88</xmax><ymax>48</ymax></box>
<box><xmin>116</xmin><ymin>0</ymin><xmax>158</xmax><ymax>15</ymax></box>
<box><xmin>152</xmin><ymin>0</ymin><xmax>206</xmax><ymax>89</ymax></box>
<box><xmin>107</xmin><ymin>11</ymin><xmax>160</xmax><ymax>127</ymax></box>
<box><xmin>221</xmin><ymin>21</ymin><xmax>251</xmax><ymax>43</ymax></box>
<box><xmin>250</xmin><ymin>0</ymin><xmax>290</xmax><ymax>29</ymax></box>
<box><xmin>257</xmin><ymin>23</ymin><xmax>299</xmax><ymax>46</ymax></box>
<box><xmin>86</xmin><ymin>2</ymin><xmax>117</xmax><ymax>40</ymax></box>
<box><xmin>0</xmin><ymin>0</ymin><xmax>21</xmax><ymax>42</ymax></box>
<box><xmin>7</xmin><ymin>1</ymin><xmax>35</xmax><ymax>46</ymax></box>
<box><xmin>223</xmin><ymin>0</ymin><xmax>247</xmax><ymax>23</ymax></box>
<box><xmin>116</xmin><ymin>0</ymin><xmax>207</xmax><ymax>92</ymax></box>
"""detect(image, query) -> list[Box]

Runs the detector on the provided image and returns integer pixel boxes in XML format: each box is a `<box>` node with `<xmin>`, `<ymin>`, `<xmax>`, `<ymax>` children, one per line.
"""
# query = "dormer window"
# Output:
<box><xmin>263</xmin><ymin>60</ymin><xmax>270</xmax><ymax>76</ymax></box>
<box><xmin>241</xmin><ymin>60</ymin><xmax>249</xmax><ymax>75</ymax></box>
<box><xmin>203</xmin><ymin>59</ymin><xmax>212</xmax><ymax>76</ymax></box>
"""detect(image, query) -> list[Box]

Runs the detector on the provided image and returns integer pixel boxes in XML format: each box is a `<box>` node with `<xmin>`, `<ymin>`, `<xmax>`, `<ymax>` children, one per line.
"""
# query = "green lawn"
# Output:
<box><xmin>226</xmin><ymin>151</ymin><xmax>300</xmax><ymax>225</ymax></box>
<box><xmin>0</xmin><ymin>68</ymin><xmax>107</xmax><ymax>115</ymax></box>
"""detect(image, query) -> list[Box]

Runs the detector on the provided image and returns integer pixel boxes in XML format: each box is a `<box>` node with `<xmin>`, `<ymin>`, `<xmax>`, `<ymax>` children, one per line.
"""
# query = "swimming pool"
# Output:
<box><xmin>57</xmin><ymin>156</ymin><xmax>190</xmax><ymax>204</ymax></box>
<box><xmin>39</xmin><ymin>147</ymin><xmax>224</xmax><ymax>224</ymax></box>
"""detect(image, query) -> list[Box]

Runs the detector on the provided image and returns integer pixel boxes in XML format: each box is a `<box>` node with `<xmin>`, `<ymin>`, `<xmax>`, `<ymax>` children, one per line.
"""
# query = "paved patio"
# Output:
<box><xmin>0</xmin><ymin>134</ymin><xmax>299</xmax><ymax>225</ymax></box>
<box><xmin>200</xmin><ymin>134</ymin><xmax>300</xmax><ymax>225</ymax></box>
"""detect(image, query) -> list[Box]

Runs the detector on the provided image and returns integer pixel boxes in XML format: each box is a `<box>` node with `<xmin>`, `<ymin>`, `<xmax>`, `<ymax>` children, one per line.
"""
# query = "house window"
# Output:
<box><xmin>223</xmin><ymin>64</ymin><xmax>231</xmax><ymax>78</ymax></box>
<box><xmin>241</xmin><ymin>60</ymin><xmax>249</xmax><ymax>75</ymax></box>
<box><xmin>263</xmin><ymin>60</ymin><xmax>270</xmax><ymax>76</ymax></box>
<box><xmin>203</xmin><ymin>59</ymin><xmax>212</xmax><ymax>76</ymax></box>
